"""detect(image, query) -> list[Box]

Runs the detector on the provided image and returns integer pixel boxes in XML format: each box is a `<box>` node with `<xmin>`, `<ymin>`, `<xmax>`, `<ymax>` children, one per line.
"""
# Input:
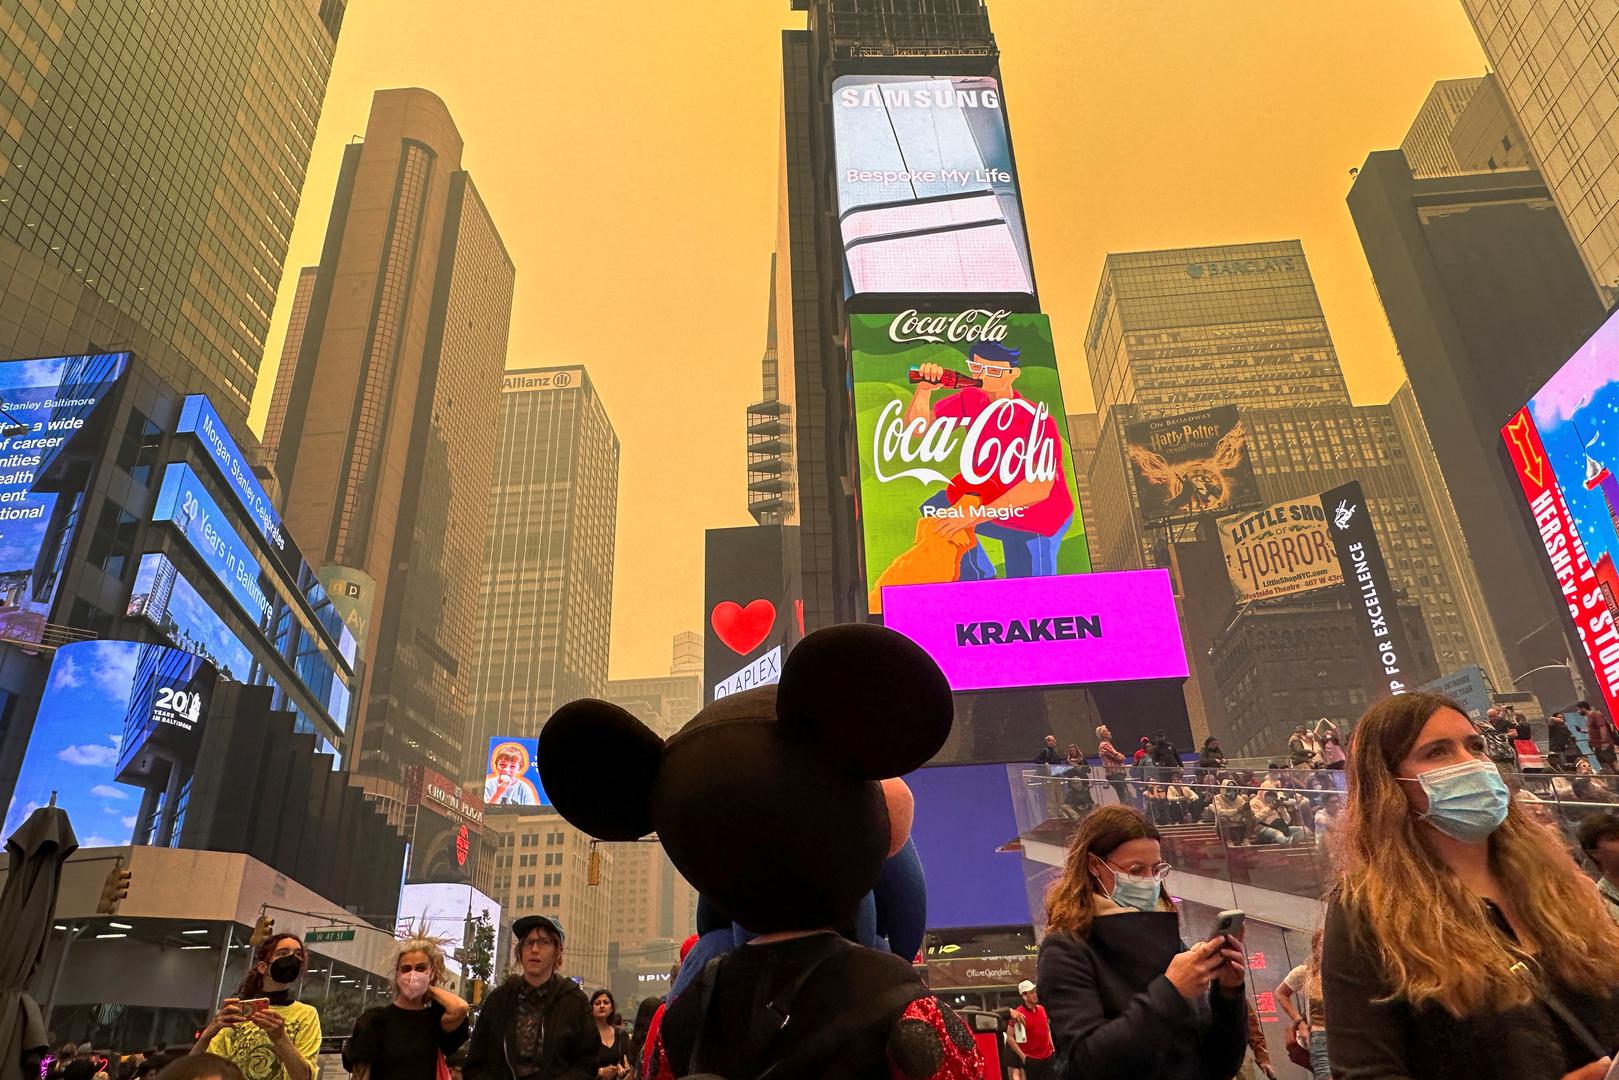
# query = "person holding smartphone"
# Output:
<box><xmin>1035</xmin><ymin>805</ymin><xmax>1248</xmax><ymax>1080</ymax></box>
<box><xmin>1322</xmin><ymin>693</ymin><xmax>1619</xmax><ymax>1080</ymax></box>
<box><xmin>345</xmin><ymin>938</ymin><xmax>470</xmax><ymax>1080</ymax></box>
<box><xmin>194</xmin><ymin>934</ymin><xmax>320</xmax><ymax>1080</ymax></box>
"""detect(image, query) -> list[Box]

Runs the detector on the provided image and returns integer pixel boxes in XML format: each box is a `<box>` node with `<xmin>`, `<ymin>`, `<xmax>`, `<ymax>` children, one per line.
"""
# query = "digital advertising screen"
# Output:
<box><xmin>831</xmin><ymin>75</ymin><xmax>1033</xmax><ymax>300</ymax></box>
<box><xmin>1217</xmin><ymin>495</ymin><xmax>1345</xmax><ymax>603</ymax></box>
<box><xmin>482</xmin><ymin>737</ymin><xmax>548</xmax><ymax>809</ymax></box>
<box><xmin>1125</xmin><ymin>405</ymin><xmax>1259</xmax><ymax>527</ymax></box>
<box><xmin>851</xmin><ymin>312</ymin><xmax>1088</xmax><ymax>613</ymax></box>
<box><xmin>1502</xmin><ymin>308</ymin><xmax>1619</xmax><ymax>722</ymax></box>
<box><xmin>151</xmin><ymin>463</ymin><xmax>276</xmax><ymax>631</ymax></box>
<box><xmin>128</xmin><ymin>552</ymin><xmax>257</xmax><ymax>683</ymax></box>
<box><xmin>702</xmin><ymin>524</ymin><xmax>802</xmax><ymax>702</ymax></box>
<box><xmin>176</xmin><ymin>396</ymin><xmax>306</xmax><ymax>585</ymax></box>
<box><xmin>0</xmin><ymin>353</ymin><xmax>128</xmax><ymax>644</ymax></box>
<box><xmin>3</xmin><ymin>639</ymin><xmax>215</xmax><ymax>846</ymax></box>
<box><xmin>395</xmin><ymin>882</ymin><xmax>501</xmax><ymax>974</ymax></box>
<box><xmin>881</xmin><ymin>569</ymin><xmax>1189</xmax><ymax>692</ymax></box>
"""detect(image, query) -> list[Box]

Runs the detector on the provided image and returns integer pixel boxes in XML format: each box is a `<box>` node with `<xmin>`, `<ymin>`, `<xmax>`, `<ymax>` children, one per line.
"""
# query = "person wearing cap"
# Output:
<box><xmin>1011</xmin><ymin>980</ymin><xmax>1055</xmax><ymax>1079</ymax></box>
<box><xmin>908</xmin><ymin>339</ymin><xmax>1076</xmax><ymax>580</ymax></box>
<box><xmin>463</xmin><ymin>915</ymin><xmax>595</xmax><ymax>1080</ymax></box>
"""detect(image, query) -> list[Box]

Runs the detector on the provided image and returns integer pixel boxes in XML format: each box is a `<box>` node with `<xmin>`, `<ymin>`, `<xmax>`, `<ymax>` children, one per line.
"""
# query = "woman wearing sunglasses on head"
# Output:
<box><xmin>1035</xmin><ymin>805</ymin><xmax>1248</xmax><ymax>1080</ymax></box>
<box><xmin>1322</xmin><ymin>693</ymin><xmax>1619</xmax><ymax>1080</ymax></box>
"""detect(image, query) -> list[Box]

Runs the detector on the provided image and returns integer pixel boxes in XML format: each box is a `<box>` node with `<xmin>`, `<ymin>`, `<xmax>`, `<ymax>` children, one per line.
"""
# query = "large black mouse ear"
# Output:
<box><xmin>776</xmin><ymin>624</ymin><xmax>953</xmax><ymax>779</ymax></box>
<box><xmin>538</xmin><ymin>700</ymin><xmax>664</xmax><ymax>840</ymax></box>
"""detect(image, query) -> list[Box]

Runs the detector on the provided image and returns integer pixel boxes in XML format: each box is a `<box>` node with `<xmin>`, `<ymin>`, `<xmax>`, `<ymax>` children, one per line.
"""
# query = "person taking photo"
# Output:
<box><xmin>1322</xmin><ymin>693</ymin><xmax>1619</xmax><ymax>1080</ymax></box>
<box><xmin>345</xmin><ymin>938</ymin><xmax>470</xmax><ymax>1080</ymax></box>
<box><xmin>1036</xmin><ymin>805</ymin><xmax>1248</xmax><ymax>1080</ymax></box>
<box><xmin>194</xmin><ymin>934</ymin><xmax>320</xmax><ymax>1080</ymax></box>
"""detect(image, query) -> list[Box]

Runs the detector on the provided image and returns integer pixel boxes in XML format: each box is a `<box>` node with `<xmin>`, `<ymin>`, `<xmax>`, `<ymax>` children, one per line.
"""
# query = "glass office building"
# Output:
<box><xmin>0</xmin><ymin>0</ymin><xmax>343</xmax><ymax>429</ymax></box>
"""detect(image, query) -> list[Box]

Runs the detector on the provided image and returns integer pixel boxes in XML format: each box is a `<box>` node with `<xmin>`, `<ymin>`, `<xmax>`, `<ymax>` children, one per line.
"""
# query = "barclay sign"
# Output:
<box><xmin>850</xmin><ymin>312</ymin><xmax>1089</xmax><ymax>613</ymax></box>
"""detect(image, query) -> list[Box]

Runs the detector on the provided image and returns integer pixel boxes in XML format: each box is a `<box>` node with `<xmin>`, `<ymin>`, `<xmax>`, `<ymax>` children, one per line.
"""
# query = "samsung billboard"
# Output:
<box><xmin>831</xmin><ymin>75</ymin><xmax>1033</xmax><ymax>301</ymax></box>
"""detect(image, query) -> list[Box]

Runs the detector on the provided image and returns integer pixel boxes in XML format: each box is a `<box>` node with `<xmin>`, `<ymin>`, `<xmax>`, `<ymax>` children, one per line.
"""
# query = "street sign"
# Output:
<box><xmin>305</xmin><ymin>927</ymin><xmax>356</xmax><ymax>944</ymax></box>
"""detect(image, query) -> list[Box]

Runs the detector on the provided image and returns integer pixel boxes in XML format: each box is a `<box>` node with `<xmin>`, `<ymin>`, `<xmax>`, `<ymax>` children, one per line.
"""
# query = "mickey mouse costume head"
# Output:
<box><xmin>539</xmin><ymin>624</ymin><xmax>980</xmax><ymax>1079</ymax></box>
<box><xmin>538</xmin><ymin>623</ymin><xmax>951</xmax><ymax>933</ymax></box>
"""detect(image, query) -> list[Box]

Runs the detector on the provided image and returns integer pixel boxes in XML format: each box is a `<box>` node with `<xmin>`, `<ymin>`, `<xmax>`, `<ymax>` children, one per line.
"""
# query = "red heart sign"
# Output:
<box><xmin>712</xmin><ymin>599</ymin><xmax>777</xmax><ymax>655</ymax></box>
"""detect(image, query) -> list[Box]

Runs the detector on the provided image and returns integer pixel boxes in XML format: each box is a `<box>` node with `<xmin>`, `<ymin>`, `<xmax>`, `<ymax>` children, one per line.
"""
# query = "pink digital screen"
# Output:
<box><xmin>881</xmin><ymin>570</ymin><xmax>1190</xmax><ymax>691</ymax></box>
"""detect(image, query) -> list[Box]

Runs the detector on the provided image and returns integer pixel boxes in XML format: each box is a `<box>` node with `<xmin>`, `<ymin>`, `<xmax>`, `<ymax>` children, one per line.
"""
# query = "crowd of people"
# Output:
<box><xmin>40</xmin><ymin>694</ymin><xmax>1619</xmax><ymax>1080</ymax></box>
<box><xmin>1012</xmin><ymin>692</ymin><xmax>1619</xmax><ymax>1080</ymax></box>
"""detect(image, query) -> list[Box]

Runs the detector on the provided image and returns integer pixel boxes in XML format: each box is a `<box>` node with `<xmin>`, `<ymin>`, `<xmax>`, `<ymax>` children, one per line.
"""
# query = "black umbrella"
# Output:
<box><xmin>0</xmin><ymin>806</ymin><xmax>78</xmax><ymax>1080</ymax></box>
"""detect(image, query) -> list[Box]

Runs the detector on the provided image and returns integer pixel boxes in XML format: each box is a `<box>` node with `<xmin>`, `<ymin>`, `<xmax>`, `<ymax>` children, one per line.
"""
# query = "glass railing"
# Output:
<box><xmin>1017</xmin><ymin>764</ymin><xmax>1619</xmax><ymax>903</ymax></box>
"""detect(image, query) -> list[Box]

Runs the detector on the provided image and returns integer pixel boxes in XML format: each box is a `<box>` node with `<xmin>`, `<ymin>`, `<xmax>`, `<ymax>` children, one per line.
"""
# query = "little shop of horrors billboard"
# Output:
<box><xmin>850</xmin><ymin>310</ymin><xmax>1089</xmax><ymax>613</ymax></box>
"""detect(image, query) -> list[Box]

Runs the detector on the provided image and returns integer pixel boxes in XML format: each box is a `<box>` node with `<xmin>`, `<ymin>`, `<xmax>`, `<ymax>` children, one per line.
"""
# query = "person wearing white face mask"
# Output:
<box><xmin>1035</xmin><ymin>805</ymin><xmax>1249</xmax><ymax>1080</ymax></box>
<box><xmin>1322</xmin><ymin>693</ymin><xmax>1619</xmax><ymax>1080</ymax></box>
<box><xmin>344</xmin><ymin>938</ymin><xmax>471</xmax><ymax>1080</ymax></box>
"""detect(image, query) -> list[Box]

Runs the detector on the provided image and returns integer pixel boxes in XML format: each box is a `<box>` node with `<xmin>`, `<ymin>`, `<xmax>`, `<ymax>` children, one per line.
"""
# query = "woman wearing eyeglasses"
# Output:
<box><xmin>1036</xmin><ymin>805</ymin><xmax>1248</xmax><ymax>1080</ymax></box>
<box><xmin>1322</xmin><ymin>693</ymin><xmax>1619</xmax><ymax>1080</ymax></box>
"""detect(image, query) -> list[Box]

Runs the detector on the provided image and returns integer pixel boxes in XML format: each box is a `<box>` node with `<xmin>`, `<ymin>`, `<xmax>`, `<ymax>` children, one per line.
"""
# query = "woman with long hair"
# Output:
<box><xmin>1322</xmin><ymin>692</ymin><xmax>1619</xmax><ymax>1080</ymax></box>
<box><xmin>1036</xmin><ymin>805</ymin><xmax>1248</xmax><ymax>1080</ymax></box>
<box><xmin>1276</xmin><ymin>930</ymin><xmax>1329</xmax><ymax>1080</ymax></box>
<box><xmin>344</xmin><ymin>938</ymin><xmax>470</xmax><ymax>1080</ymax></box>
<box><xmin>1096</xmin><ymin>725</ymin><xmax>1129</xmax><ymax>804</ymax></box>
<box><xmin>193</xmin><ymin>934</ymin><xmax>320</xmax><ymax>1080</ymax></box>
<box><xmin>588</xmin><ymin>990</ymin><xmax>630</xmax><ymax>1080</ymax></box>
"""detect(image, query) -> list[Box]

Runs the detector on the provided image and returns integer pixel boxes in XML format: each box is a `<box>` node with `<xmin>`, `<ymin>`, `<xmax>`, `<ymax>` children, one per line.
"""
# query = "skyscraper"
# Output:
<box><xmin>775</xmin><ymin>0</ymin><xmax>1000</xmax><ymax>631</ymax></box>
<box><xmin>1400</xmin><ymin>77</ymin><xmax>1488</xmax><ymax>177</ymax></box>
<box><xmin>1084</xmin><ymin>241</ymin><xmax>1351</xmax><ymax>571</ymax></box>
<box><xmin>1458</xmin><ymin>1</ymin><xmax>1619</xmax><ymax>300</ymax></box>
<box><xmin>1082</xmin><ymin>240</ymin><xmax>1505</xmax><ymax>690</ymax></box>
<box><xmin>747</xmin><ymin>254</ymin><xmax>794</xmax><ymax>525</ymax></box>
<box><xmin>261</xmin><ymin>266</ymin><xmax>319</xmax><ymax>465</ymax></box>
<box><xmin>466</xmin><ymin>365</ymin><xmax>619</xmax><ymax>780</ymax></box>
<box><xmin>272</xmin><ymin>88</ymin><xmax>516</xmax><ymax>784</ymax></box>
<box><xmin>0</xmin><ymin>0</ymin><xmax>344</xmax><ymax>430</ymax></box>
<box><xmin>1348</xmin><ymin>75</ymin><xmax>1605</xmax><ymax>703</ymax></box>
<box><xmin>604</xmin><ymin>635</ymin><xmax>702</xmax><ymax>998</ymax></box>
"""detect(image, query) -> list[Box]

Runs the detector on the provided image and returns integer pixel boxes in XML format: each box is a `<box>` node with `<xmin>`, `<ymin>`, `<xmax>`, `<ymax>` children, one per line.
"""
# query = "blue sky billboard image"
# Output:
<box><xmin>3</xmin><ymin>638</ymin><xmax>214</xmax><ymax>846</ymax></box>
<box><xmin>482</xmin><ymin>736</ymin><xmax>548</xmax><ymax>809</ymax></box>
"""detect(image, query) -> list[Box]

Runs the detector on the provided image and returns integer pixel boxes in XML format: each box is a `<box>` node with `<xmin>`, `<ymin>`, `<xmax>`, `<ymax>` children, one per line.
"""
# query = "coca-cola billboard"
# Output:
<box><xmin>851</xmin><ymin>311</ymin><xmax>1089</xmax><ymax>613</ymax></box>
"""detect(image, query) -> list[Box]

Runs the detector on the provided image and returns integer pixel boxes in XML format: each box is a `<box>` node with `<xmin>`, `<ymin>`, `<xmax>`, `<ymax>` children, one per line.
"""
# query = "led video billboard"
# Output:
<box><xmin>851</xmin><ymin>311</ymin><xmax>1088</xmax><ymax>613</ymax></box>
<box><xmin>1125</xmin><ymin>406</ymin><xmax>1259</xmax><ymax>527</ymax></box>
<box><xmin>1502</xmin><ymin>307</ymin><xmax>1619</xmax><ymax>722</ymax></box>
<box><xmin>482</xmin><ymin>737</ymin><xmax>549</xmax><ymax>809</ymax></box>
<box><xmin>395</xmin><ymin>882</ymin><xmax>500</xmax><ymax>975</ymax></box>
<box><xmin>881</xmin><ymin>569</ymin><xmax>1189</xmax><ymax>692</ymax></box>
<box><xmin>406</xmin><ymin>765</ymin><xmax>486</xmax><ymax>885</ymax></box>
<box><xmin>176</xmin><ymin>396</ymin><xmax>306</xmax><ymax>585</ymax></box>
<box><xmin>2</xmin><ymin>639</ymin><xmax>215</xmax><ymax>845</ymax></box>
<box><xmin>1217</xmin><ymin>495</ymin><xmax>1345</xmax><ymax>603</ymax></box>
<box><xmin>831</xmin><ymin>75</ymin><xmax>1033</xmax><ymax>300</ymax></box>
<box><xmin>129</xmin><ymin>552</ymin><xmax>257</xmax><ymax>682</ymax></box>
<box><xmin>152</xmin><ymin>463</ymin><xmax>276</xmax><ymax>631</ymax></box>
<box><xmin>703</xmin><ymin>524</ymin><xmax>801</xmax><ymax>702</ymax></box>
<box><xmin>0</xmin><ymin>353</ymin><xmax>128</xmax><ymax>643</ymax></box>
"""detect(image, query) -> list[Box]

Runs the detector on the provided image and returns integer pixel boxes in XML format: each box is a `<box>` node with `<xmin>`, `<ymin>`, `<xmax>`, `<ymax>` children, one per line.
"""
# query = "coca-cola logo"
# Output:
<box><xmin>873</xmin><ymin>397</ymin><xmax>1059</xmax><ymax>487</ymax></box>
<box><xmin>889</xmin><ymin>309</ymin><xmax>1011</xmax><ymax>345</ymax></box>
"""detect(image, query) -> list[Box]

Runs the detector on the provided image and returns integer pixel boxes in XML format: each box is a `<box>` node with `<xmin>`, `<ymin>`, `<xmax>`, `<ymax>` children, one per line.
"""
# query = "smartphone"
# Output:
<box><xmin>239</xmin><ymin>998</ymin><xmax>271</xmax><ymax>1015</ymax></box>
<box><xmin>1211</xmin><ymin>910</ymin><xmax>1245</xmax><ymax>942</ymax></box>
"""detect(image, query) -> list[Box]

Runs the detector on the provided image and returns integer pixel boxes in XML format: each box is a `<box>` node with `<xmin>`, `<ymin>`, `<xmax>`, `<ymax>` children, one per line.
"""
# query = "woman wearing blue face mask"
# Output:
<box><xmin>1322</xmin><ymin>693</ymin><xmax>1619</xmax><ymax>1080</ymax></box>
<box><xmin>1036</xmin><ymin>805</ymin><xmax>1249</xmax><ymax>1080</ymax></box>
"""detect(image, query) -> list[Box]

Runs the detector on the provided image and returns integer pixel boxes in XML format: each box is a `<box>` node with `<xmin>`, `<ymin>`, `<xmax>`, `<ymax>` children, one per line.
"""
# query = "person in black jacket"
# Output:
<box><xmin>463</xmin><ymin>915</ymin><xmax>597</xmax><ymax>1080</ymax></box>
<box><xmin>1036</xmin><ymin>805</ymin><xmax>1248</xmax><ymax>1080</ymax></box>
<box><xmin>1322</xmin><ymin>692</ymin><xmax>1619</xmax><ymax>1080</ymax></box>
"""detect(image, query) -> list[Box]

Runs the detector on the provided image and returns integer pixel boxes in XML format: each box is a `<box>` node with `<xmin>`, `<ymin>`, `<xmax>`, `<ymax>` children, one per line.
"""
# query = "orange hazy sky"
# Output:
<box><xmin>250</xmin><ymin>1</ymin><xmax>1490</xmax><ymax>681</ymax></box>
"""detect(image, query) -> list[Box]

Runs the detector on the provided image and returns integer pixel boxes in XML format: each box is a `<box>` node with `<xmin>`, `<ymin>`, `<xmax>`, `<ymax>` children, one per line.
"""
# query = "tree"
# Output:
<box><xmin>466</xmin><ymin>911</ymin><xmax>495</xmax><ymax>984</ymax></box>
